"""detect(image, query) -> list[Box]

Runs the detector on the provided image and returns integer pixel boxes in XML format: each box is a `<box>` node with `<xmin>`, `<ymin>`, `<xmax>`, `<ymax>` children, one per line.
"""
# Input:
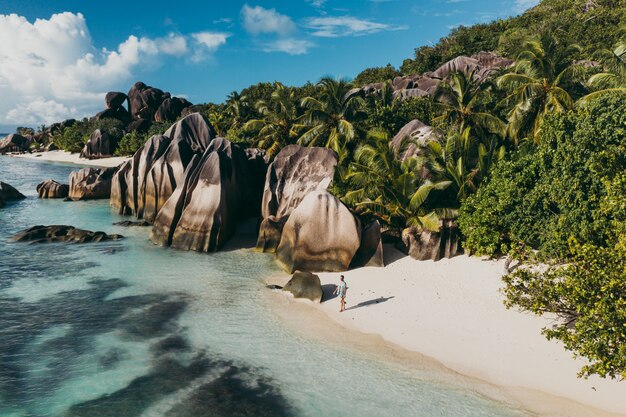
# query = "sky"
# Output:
<box><xmin>0</xmin><ymin>0</ymin><xmax>539</xmax><ymax>132</ymax></box>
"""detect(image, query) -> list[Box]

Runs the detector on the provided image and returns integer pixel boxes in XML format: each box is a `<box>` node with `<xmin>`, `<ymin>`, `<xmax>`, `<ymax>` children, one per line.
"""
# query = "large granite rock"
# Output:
<box><xmin>351</xmin><ymin>220</ymin><xmax>384</xmax><ymax>268</ymax></box>
<box><xmin>93</xmin><ymin>107</ymin><xmax>131</xmax><ymax>125</ymax></box>
<box><xmin>105</xmin><ymin>91</ymin><xmax>128</xmax><ymax>109</ymax></box>
<box><xmin>143</xmin><ymin>113</ymin><xmax>216</xmax><ymax>221</ymax></box>
<box><xmin>0</xmin><ymin>181</ymin><xmax>26</xmax><ymax>207</ymax></box>
<box><xmin>127</xmin><ymin>81</ymin><xmax>175</xmax><ymax>121</ymax></box>
<box><xmin>276</xmin><ymin>191</ymin><xmax>361</xmax><ymax>273</ymax></box>
<box><xmin>0</xmin><ymin>134</ymin><xmax>29</xmax><ymax>154</ymax></box>
<box><xmin>37</xmin><ymin>180</ymin><xmax>69</xmax><ymax>199</ymax></box>
<box><xmin>390</xmin><ymin>119</ymin><xmax>439</xmax><ymax>161</ymax></box>
<box><xmin>127</xmin><ymin>118</ymin><xmax>152</xmax><ymax>133</ymax></box>
<box><xmin>256</xmin><ymin>145</ymin><xmax>338</xmax><ymax>252</ymax></box>
<box><xmin>81</xmin><ymin>129</ymin><xmax>118</xmax><ymax>159</ymax></box>
<box><xmin>10</xmin><ymin>225</ymin><xmax>123</xmax><ymax>243</ymax></box>
<box><xmin>69</xmin><ymin>167</ymin><xmax>118</xmax><ymax>201</ymax></box>
<box><xmin>401</xmin><ymin>221</ymin><xmax>463</xmax><ymax>261</ymax></box>
<box><xmin>150</xmin><ymin>138</ymin><xmax>260</xmax><ymax>252</ymax></box>
<box><xmin>282</xmin><ymin>271</ymin><xmax>323</xmax><ymax>303</ymax></box>
<box><xmin>155</xmin><ymin>97</ymin><xmax>192</xmax><ymax>122</ymax></box>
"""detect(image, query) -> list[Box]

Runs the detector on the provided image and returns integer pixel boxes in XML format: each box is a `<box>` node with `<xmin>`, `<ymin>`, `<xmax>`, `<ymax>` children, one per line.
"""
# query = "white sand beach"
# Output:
<box><xmin>10</xmin><ymin>150</ymin><xmax>128</xmax><ymax>168</ymax></box>
<box><xmin>267</xmin><ymin>246</ymin><xmax>626</xmax><ymax>417</ymax></box>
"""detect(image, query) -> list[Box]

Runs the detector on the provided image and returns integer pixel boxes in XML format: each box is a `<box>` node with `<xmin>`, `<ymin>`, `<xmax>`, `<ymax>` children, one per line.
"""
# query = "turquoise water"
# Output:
<box><xmin>0</xmin><ymin>156</ymin><xmax>533</xmax><ymax>417</ymax></box>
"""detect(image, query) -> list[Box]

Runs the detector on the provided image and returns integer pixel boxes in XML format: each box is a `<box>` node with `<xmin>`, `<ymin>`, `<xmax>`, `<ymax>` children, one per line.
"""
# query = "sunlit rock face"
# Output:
<box><xmin>256</xmin><ymin>145</ymin><xmax>338</xmax><ymax>253</ymax></box>
<box><xmin>401</xmin><ymin>221</ymin><xmax>463</xmax><ymax>261</ymax></box>
<box><xmin>37</xmin><ymin>179</ymin><xmax>69</xmax><ymax>199</ymax></box>
<box><xmin>69</xmin><ymin>167</ymin><xmax>118</xmax><ymax>201</ymax></box>
<box><xmin>276</xmin><ymin>191</ymin><xmax>361</xmax><ymax>273</ymax></box>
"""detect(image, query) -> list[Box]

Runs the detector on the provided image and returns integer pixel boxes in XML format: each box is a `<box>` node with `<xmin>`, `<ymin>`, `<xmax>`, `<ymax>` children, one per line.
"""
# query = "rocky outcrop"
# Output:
<box><xmin>69</xmin><ymin>167</ymin><xmax>118</xmax><ymax>201</ymax></box>
<box><xmin>37</xmin><ymin>180</ymin><xmax>69</xmax><ymax>199</ymax></box>
<box><xmin>93</xmin><ymin>107</ymin><xmax>131</xmax><ymax>125</ymax></box>
<box><xmin>127</xmin><ymin>118</ymin><xmax>152</xmax><ymax>133</ymax></box>
<box><xmin>401</xmin><ymin>221</ymin><xmax>463</xmax><ymax>261</ymax></box>
<box><xmin>80</xmin><ymin>129</ymin><xmax>118</xmax><ymax>159</ymax></box>
<box><xmin>256</xmin><ymin>145</ymin><xmax>338</xmax><ymax>252</ymax></box>
<box><xmin>276</xmin><ymin>191</ymin><xmax>361</xmax><ymax>273</ymax></box>
<box><xmin>282</xmin><ymin>271</ymin><xmax>323</xmax><ymax>303</ymax></box>
<box><xmin>155</xmin><ymin>97</ymin><xmax>192</xmax><ymax>122</ymax></box>
<box><xmin>150</xmin><ymin>138</ymin><xmax>261</xmax><ymax>252</ymax></box>
<box><xmin>351</xmin><ymin>220</ymin><xmax>384</xmax><ymax>268</ymax></box>
<box><xmin>105</xmin><ymin>92</ymin><xmax>128</xmax><ymax>109</ymax></box>
<box><xmin>0</xmin><ymin>134</ymin><xmax>30</xmax><ymax>154</ymax></box>
<box><xmin>0</xmin><ymin>181</ymin><xmax>26</xmax><ymax>207</ymax></box>
<box><xmin>358</xmin><ymin>51</ymin><xmax>514</xmax><ymax>102</ymax></box>
<box><xmin>390</xmin><ymin>119</ymin><xmax>439</xmax><ymax>161</ymax></box>
<box><xmin>10</xmin><ymin>225</ymin><xmax>123</xmax><ymax>243</ymax></box>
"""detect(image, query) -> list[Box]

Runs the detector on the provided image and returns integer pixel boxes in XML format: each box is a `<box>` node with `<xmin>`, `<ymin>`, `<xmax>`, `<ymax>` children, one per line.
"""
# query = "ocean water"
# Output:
<box><xmin>0</xmin><ymin>156</ymin><xmax>532</xmax><ymax>417</ymax></box>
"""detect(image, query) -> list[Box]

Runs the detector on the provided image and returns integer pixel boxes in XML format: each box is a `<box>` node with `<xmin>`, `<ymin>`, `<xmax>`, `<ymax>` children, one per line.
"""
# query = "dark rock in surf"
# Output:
<box><xmin>0</xmin><ymin>181</ymin><xmax>26</xmax><ymax>207</ymax></box>
<box><xmin>282</xmin><ymin>271</ymin><xmax>323</xmax><ymax>303</ymax></box>
<box><xmin>10</xmin><ymin>225</ymin><xmax>124</xmax><ymax>243</ymax></box>
<box><xmin>113</xmin><ymin>220</ymin><xmax>151</xmax><ymax>227</ymax></box>
<box><xmin>37</xmin><ymin>179</ymin><xmax>69</xmax><ymax>199</ymax></box>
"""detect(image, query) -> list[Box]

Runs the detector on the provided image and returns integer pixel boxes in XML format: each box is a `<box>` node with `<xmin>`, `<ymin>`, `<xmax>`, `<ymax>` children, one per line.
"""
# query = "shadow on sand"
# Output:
<box><xmin>345</xmin><ymin>296</ymin><xmax>395</xmax><ymax>311</ymax></box>
<box><xmin>321</xmin><ymin>284</ymin><xmax>338</xmax><ymax>302</ymax></box>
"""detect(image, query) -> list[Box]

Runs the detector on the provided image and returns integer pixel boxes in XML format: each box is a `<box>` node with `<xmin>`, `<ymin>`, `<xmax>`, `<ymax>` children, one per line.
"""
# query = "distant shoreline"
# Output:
<box><xmin>267</xmin><ymin>248</ymin><xmax>626</xmax><ymax>417</ymax></box>
<box><xmin>9</xmin><ymin>150</ymin><xmax>129</xmax><ymax>168</ymax></box>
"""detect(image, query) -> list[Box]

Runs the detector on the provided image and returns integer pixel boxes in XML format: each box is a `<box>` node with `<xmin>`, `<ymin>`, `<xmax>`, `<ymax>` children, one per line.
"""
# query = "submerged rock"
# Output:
<box><xmin>37</xmin><ymin>179</ymin><xmax>69</xmax><ymax>199</ymax></box>
<box><xmin>276</xmin><ymin>191</ymin><xmax>361</xmax><ymax>273</ymax></box>
<box><xmin>401</xmin><ymin>221</ymin><xmax>463</xmax><ymax>261</ymax></box>
<box><xmin>113</xmin><ymin>220</ymin><xmax>151</xmax><ymax>227</ymax></box>
<box><xmin>69</xmin><ymin>167</ymin><xmax>118</xmax><ymax>201</ymax></box>
<box><xmin>10</xmin><ymin>225</ymin><xmax>124</xmax><ymax>243</ymax></box>
<box><xmin>0</xmin><ymin>181</ymin><xmax>26</xmax><ymax>207</ymax></box>
<box><xmin>282</xmin><ymin>271</ymin><xmax>323</xmax><ymax>303</ymax></box>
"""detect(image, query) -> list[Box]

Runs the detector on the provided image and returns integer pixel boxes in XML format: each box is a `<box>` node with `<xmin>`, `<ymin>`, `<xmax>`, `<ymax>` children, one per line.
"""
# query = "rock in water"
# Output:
<box><xmin>37</xmin><ymin>180</ymin><xmax>69</xmax><ymax>199</ymax></box>
<box><xmin>256</xmin><ymin>145</ymin><xmax>338</xmax><ymax>252</ymax></box>
<box><xmin>150</xmin><ymin>138</ymin><xmax>257</xmax><ymax>252</ymax></box>
<box><xmin>69</xmin><ymin>167</ymin><xmax>118</xmax><ymax>200</ymax></box>
<box><xmin>143</xmin><ymin>113</ymin><xmax>216</xmax><ymax>221</ymax></box>
<box><xmin>401</xmin><ymin>221</ymin><xmax>463</xmax><ymax>261</ymax></box>
<box><xmin>276</xmin><ymin>191</ymin><xmax>361</xmax><ymax>273</ymax></box>
<box><xmin>0</xmin><ymin>181</ymin><xmax>26</xmax><ymax>207</ymax></box>
<box><xmin>351</xmin><ymin>220</ymin><xmax>384</xmax><ymax>268</ymax></box>
<box><xmin>0</xmin><ymin>134</ymin><xmax>30</xmax><ymax>154</ymax></box>
<box><xmin>282</xmin><ymin>271</ymin><xmax>323</xmax><ymax>303</ymax></box>
<box><xmin>80</xmin><ymin>129</ymin><xmax>118</xmax><ymax>159</ymax></box>
<box><xmin>10</xmin><ymin>225</ymin><xmax>124</xmax><ymax>243</ymax></box>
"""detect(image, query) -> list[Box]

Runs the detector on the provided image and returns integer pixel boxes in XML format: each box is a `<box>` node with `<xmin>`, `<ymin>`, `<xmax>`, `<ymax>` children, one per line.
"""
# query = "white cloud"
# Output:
<box><xmin>305</xmin><ymin>16</ymin><xmax>407</xmax><ymax>37</ymax></box>
<box><xmin>0</xmin><ymin>12</ymin><xmax>228</xmax><ymax>126</ymax></box>
<box><xmin>262</xmin><ymin>39</ymin><xmax>314</xmax><ymax>55</ymax></box>
<box><xmin>306</xmin><ymin>0</ymin><xmax>327</xmax><ymax>7</ymax></box>
<box><xmin>241</xmin><ymin>4</ymin><xmax>296</xmax><ymax>36</ymax></box>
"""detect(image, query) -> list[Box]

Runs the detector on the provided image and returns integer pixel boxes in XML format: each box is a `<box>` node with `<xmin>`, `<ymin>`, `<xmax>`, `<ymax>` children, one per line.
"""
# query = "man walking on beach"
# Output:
<box><xmin>333</xmin><ymin>275</ymin><xmax>348</xmax><ymax>312</ymax></box>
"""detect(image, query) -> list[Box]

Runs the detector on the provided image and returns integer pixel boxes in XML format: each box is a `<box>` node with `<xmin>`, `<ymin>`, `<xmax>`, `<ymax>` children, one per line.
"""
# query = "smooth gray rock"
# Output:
<box><xmin>390</xmin><ymin>119</ymin><xmax>439</xmax><ymax>161</ymax></box>
<box><xmin>351</xmin><ymin>220</ymin><xmax>384</xmax><ymax>268</ymax></box>
<box><xmin>282</xmin><ymin>271</ymin><xmax>323</xmax><ymax>303</ymax></box>
<box><xmin>37</xmin><ymin>179</ymin><xmax>69</xmax><ymax>199</ymax></box>
<box><xmin>81</xmin><ymin>129</ymin><xmax>118</xmax><ymax>159</ymax></box>
<box><xmin>69</xmin><ymin>167</ymin><xmax>118</xmax><ymax>201</ymax></box>
<box><xmin>401</xmin><ymin>221</ymin><xmax>463</xmax><ymax>261</ymax></box>
<box><xmin>276</xmin><ymin>191</ymin><xmax>361</xmax><ymax>273</ymax></box>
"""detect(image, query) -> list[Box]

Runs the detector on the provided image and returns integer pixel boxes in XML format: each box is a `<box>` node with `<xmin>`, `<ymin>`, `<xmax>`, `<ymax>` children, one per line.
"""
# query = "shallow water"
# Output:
<box><xmin>0</xmin><ymin>156</ymin><xmax>533</xmax><ymax>417</ymax></box>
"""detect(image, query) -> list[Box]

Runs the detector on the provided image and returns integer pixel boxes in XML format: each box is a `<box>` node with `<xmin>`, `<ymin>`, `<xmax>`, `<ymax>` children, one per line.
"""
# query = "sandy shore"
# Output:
<box><xmin>267</xmin><ymin>245</ymin><xmax>626</xmax><ymax>416</ymax></box>
<box><xmin>10</xmin><ymin>150</ymin><xmax>129</xmax><ymax>168</ymax></box>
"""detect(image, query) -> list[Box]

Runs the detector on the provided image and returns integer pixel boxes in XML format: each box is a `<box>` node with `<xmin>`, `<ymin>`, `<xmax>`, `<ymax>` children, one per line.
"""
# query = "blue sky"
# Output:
<box><xmin>0</xmin><ymin>0</ymin><xmax>538</xmax><ymax>131</ymax></box>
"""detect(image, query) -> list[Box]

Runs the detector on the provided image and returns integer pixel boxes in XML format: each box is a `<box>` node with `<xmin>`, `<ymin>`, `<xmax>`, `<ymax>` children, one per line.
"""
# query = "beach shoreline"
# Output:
<box><xmin>9</xmin><ymin>150</ymin><xmax>129</xmax><ymax>168</ymax></box>
<box><xmin>266</xmin><ymin>246</ymin><xmax>626</xmax><ymax>417</ymax></box>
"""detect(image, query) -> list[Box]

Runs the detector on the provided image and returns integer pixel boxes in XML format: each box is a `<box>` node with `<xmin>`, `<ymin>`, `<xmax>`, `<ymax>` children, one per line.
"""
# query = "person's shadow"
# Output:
<box><xmin>344</xmin><ymin>296</ymin><xmax>395</xmax><ymax>311</ymax></box>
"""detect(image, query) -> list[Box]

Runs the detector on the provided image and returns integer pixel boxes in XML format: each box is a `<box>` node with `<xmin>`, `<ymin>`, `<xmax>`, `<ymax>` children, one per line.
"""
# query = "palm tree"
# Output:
<box><xmin>433</xmin><ymin>71</ymin><xmax>506</xmax><ymax>138</ymax></box>
<box><xmin>226</xmin><ymin>90</ymin><xmax>251</xmax><ymax>130</ymax></box>
<box><xmin>342</xmin><ymin>129</ymin><xmax>451</xmax><ymax>230</ymax></box>
<box><xmin>497</xmin><ymin>32</ymin><xmax>582</xmax><ymax>143</ymax></box>
<box><xmin>578</xmin><ymin>28</ymin><xmax>626</xmax><ymax>105</ymax></box>
<box><xmin>243</xmin><ymin>83</ymin><xmax>302</xmax><ymax>157</ymax></box>
<box><xmin>299</xmin><ymin>77</ymin><xmax>367</xmax><ymax>157</ymax></box>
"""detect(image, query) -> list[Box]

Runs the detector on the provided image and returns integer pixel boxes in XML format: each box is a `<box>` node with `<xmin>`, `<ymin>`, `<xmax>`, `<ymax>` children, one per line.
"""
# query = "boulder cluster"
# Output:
<box><xmin>37</xmin><ymin>180</ymin><xmax>69</xmax><ymax>199</ymax></box>
<box><xmin>10</xmin><ymin>225</ymin><xmax>123</xmax><ymax>243</ymax></box>
<box><xmin>0</xmin><ymin>134</ymin><xmax>30</xmax><ymax>154</ymax></box>
<box><xmin>81</xmin><ymin>81</ymin><xmax>193</xmax><ymax>159</ymax></box>
<box><xmin>351</xmin><ymin>51</ymin><xmax>513</xmax><ymax>100</ymax></box>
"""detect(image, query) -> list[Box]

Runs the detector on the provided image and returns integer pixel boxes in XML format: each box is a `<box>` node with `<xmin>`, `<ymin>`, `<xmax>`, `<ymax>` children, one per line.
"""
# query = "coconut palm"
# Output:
<box><xmin>243</xmin><ymin>83</ymin><xmax>302</xmax><ymax>157</ymax></box>
<box><xmin>497</xmin><ymin>32</ymin><xmax>582</xmax><ymax>143</ymax></box>
<box><xmin>342</xmin><ymin>129</ymin><xmax>451</xmax><ymax>230</ymax></box>
<box><xmin>433</xmin><ymin>71</ymin><xmax>506</xmax><ymax>138</ymax></box>
<box><xmin>226</xmin><ymin>90</ymin><xmax>251</xmax><ymax>130</ymax></box>
<box><xmin>299</xmin><ymin>77</ymin><xmax>367</xmax><ymax>157</ymax></box>
<box><xmin>578</xmin><ymin>28</ymin><xmax>626</xmax><ymax>105</ymax></box>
